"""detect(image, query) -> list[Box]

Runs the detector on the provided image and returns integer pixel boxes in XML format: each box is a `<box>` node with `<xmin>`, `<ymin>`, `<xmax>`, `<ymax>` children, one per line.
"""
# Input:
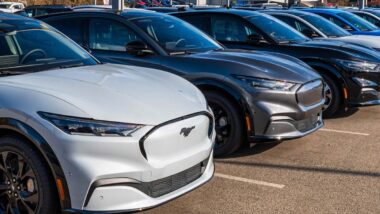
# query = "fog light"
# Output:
<box><xmin>352</xmin><ymin>77</ymin><xmax>378</xmax><ymax>87</ymax></box>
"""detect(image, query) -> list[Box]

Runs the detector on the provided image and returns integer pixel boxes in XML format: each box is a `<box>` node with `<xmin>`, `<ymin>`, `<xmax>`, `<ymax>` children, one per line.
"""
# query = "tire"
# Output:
<box><xmin>321</xmin><ymin>74</ymin><xmax>341</xmax><ymax>117</ymax></box>
<box><xmin>0</xmin><ymin>135</ymin><xmax>59</xmax><ymax>214</ymax></box>
<box><xmin>204</xmin><ymin>91</ymin><xmax>244</xmax><ymax>156</ymax></box>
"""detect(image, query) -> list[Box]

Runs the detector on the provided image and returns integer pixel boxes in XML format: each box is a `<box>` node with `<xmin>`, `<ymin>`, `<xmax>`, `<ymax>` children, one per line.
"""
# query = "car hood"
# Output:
<box><xmin>0</xmin><ymin>64</ymin><xmax>207</xmax><ymax>125</ymax></box>
<box><xmin>295</xmin><ymin>39</ymin><xmax>380</xmax><ymax>61</ymax></box>
<box><xmin>322</xmin><ymin>35</ymin><xmax>380</xmax><ymax>49</ymax></box>
<box><xmin>186</xmin><ymin>49</ymin><xmax>321</xmax><ymax>83</ymax></box>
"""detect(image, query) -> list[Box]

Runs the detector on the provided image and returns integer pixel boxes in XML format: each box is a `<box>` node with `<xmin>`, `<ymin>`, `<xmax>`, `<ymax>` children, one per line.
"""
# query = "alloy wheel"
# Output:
<box><xmin>323</xmin><ymin>83</ymin><xmax>333</xmax><ymax>111</ymax></box>
<box><xmin>0</xmin><ymin>151</ymin><xmax>39</xmax><ymax>214</ymax></box>
<box><xmin>209</xmin><ymin>103</ymin><xmax>231</xmax><ymax>150</ymax></box>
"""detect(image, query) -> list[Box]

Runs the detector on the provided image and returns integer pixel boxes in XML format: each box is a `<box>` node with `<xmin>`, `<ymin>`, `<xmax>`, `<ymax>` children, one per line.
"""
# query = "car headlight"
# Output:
<box><xmin>39</xmin><ymin>112</ymin><xmax>144</xmax><ymax>137</ymax></box>
<box><xmin>336</xmin><ymin>59</ymin><xmax>380</xmax><ymax>73</ymax></box>
<box><xmin>234</xmin><ymin>75</ymin><xmax>296</xmax><ymax>91</ymax></box>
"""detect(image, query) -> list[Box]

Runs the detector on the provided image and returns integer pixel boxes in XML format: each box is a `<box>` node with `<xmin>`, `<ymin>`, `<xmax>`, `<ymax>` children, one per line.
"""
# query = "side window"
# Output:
<box><xmin>24</xmin><ymin>8</ymin><xmax>33</xmax><ymax>17</ymax></box>
<box><xmin>89</xmin><ymin>19</ymin><xmax>141</xmax><ymax>52</ymax></box>
<box><xmin>12</xmin><ymin>5</ymin><xmax>21</xmax><ymax>10</ymax></box>
<box><xmin>35</xmin><ymin>9</ymin><xmax>48</xmax><ymax>16</ymax></box>
<box><xmin>274</xmin><ymin>15</ymin><xmax>298</xmax><ymax>29</ymax></box>
<box><xmin>359</xmin><ymin>14</ymin><xmax>380</xmax><ymax>26</ymax></box>
<box><xmin>48</xmin><ymin>18</ymin><xmax>84</xmax><ymax>46</ymax></box>
<box><xmin>0</xmin><ymin>35</ymin><xmax>19</xmax><ymax>68</ymax></box>
<box><xmin>275</xmin><ymin>16</ymin><xmax>319</xmax><ymax>38</ymax></box>
<box><xmin>210</xmin><ymin>15</ymin><xmax>260</xmax><ymax>42</ymax></box>
<box><xmin>180</xmin><ymin>15</ymin><xmax>212</xmax><ymax>35</ymax></box>
<box><xmin>319</xmin><ymin>14</ymin><xmax>353</xmax><ymax>31</ymax></box>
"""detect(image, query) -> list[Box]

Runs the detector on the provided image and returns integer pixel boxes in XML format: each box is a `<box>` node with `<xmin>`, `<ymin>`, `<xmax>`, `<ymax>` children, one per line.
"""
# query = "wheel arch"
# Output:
<box><xmin>303</xmin><ymin>60</ymin><xmax>349</xmax><ymax>104</ymax></box>
<box><xmin>0</xmin><ymin>118</ymin><xmax>71</xmax><ymax>210</ymax></box>
<box><xmin>193</xmin><ymin>79</ymin><xmax>255</xmax><ymax>142</ymax></box>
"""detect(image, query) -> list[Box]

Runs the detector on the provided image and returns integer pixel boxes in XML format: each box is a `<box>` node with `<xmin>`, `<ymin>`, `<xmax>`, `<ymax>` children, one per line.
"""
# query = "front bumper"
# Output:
<box><xmin>246</xmin><ymin>79</ymin><xmax>324</xmax><ymax>141</ymax></box>
<box><xmin>37</xmin><ymin>112</ymin><xmax>215</xmax><ymax>212</ymax></box>
<box><xmin>65</xmin><ymin>154</ymin><xmax>214</xmax><ymax>213</ymax></box>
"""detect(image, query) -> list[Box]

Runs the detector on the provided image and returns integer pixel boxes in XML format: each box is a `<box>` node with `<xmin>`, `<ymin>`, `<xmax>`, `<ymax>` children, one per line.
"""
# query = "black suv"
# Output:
<box><xmin>39</xmin><ymin>10</ymin><xmax>324</xmax><ymax>155</ymax></box>
<box><xmin>172</xmin><ymin>9</ymin><xmax>380</xmax><ymax>116</ymax></box>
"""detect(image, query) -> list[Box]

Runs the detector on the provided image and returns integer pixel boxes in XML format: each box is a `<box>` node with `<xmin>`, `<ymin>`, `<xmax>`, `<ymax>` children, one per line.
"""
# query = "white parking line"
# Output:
<box><xmin>320</xmin><ymin>128</ymin><xmax>370</xmax><ymax>136</ymax></box>
<box><xmin>214</xmin><ymin>173</ymin><xmax>285</xmax><ymax>189</ymax></box>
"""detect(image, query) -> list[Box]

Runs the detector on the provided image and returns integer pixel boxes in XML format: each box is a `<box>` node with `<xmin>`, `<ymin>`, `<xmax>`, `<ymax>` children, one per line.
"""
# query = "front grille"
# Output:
<box><xmin>297</xmin><ymin>80</ymin><xmax>324</xmax><ymax>107</ymax></box>
<box><xmin>130</xmin><ymin>158</ymin><xmax>208</xmax><ymax>198</ymax></box>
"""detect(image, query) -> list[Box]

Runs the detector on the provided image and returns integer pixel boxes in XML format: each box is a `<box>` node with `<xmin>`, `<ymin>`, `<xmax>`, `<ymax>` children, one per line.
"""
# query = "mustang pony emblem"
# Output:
<box><xmin>180</xmin><ymin>126</ymin><xmax>195</xmax><ymax>137</ymax></box>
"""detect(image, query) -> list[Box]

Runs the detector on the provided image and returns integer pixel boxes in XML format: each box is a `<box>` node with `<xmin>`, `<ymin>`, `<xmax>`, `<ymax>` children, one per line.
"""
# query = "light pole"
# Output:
<box><xmin>359</xmin><ymin>0</ymin><xmax>365</xmax><ymax>9</ymax></box>
<box><xmin>112</xmin><ymin>0</ymin><xmax>123</xmax><ymax>10</ymax></box>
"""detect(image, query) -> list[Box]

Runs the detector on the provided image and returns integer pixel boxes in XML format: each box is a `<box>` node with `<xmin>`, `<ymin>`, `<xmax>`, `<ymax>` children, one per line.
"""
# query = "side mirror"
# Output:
<box><xmin>246</xmin><ymin>34</ymin><xmax>262</xmax><ymax>45</ymax></box>
<box><xmin>301</xmin><ymin>28</ymin><xmax>317</xmax><ymax>38</ymax></box>
<box><xmin>126</xmin><ymin>41</ymin><xmax>153</xmax><ymax>56</ymax></box>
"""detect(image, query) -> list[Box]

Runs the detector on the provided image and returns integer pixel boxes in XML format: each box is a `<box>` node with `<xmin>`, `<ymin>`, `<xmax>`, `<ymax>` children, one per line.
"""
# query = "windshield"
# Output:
<box><xmin>248</xmin><ymin>14</ymin><xmax>309</xmax><ymax>43</ymax></box>
<box><xmin>131</xmin><ymin>16</ymin><xmax>223</xmax><ymax>54</ymax></box>
<box><xmin>301</xmin><ymin>14</ymin><xmax>351</xmax><ymax>37</ymax></box>
<box><xmin>0</xmin><ymin>29</ymin><xmax>97</xmax><ymax>72</ymax></box>
<box><xmin>0</xmin><ymin>4</ymin><xmax>11</xmax><ymax>9</ymax></box>
<box><xmin>337</xmin><ymin>12</ymin><xmax>378</xmax><ymax>31</ymax></box>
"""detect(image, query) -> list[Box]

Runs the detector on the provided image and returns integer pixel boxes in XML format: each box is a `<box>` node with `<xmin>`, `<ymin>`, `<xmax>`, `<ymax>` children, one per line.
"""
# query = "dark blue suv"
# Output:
<box><xmin>302</xmin><ymin>9</ymin><xmax>380</xmax><ymax>36</ymax></box>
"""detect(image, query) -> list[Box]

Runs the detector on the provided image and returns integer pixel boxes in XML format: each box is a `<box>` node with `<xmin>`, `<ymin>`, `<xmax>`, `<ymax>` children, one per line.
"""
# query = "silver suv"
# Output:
<box><xmin>0</xmin><ymin>14</ymin><xmax>214</xmax><ymax>213</ymax></box>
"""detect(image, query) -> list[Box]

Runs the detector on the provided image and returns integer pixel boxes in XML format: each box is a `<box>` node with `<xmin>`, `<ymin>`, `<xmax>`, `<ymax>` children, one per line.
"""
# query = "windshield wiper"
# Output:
<box><xmin>169</xmin><ymin>50</ymin><xmax>197</xmax><ymax>56</ymax></box>
<box><xmin>278</xmin><ymin>40</ymin><xmax>298</xmax><ymax>44</ymax></box>
<box><xmin>59</xmin><ymin>62</ymin><xmax>85</xmax><ymax>69</ymax></box>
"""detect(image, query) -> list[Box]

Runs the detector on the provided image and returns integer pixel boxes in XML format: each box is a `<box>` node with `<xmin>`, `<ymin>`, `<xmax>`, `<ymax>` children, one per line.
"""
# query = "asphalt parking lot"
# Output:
<box><xmin>144</xmin><ymin>106</ymin><xmax>380</xmax><ymax>214</ymax></box>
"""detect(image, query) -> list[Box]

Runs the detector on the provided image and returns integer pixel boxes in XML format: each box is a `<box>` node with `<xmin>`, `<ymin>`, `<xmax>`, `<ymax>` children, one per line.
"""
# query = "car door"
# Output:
<box><xmin>86</xmin><ymin>18</ymin><xmax>163</xmax><ymax>68</ymax></box>
<box><xmin>207</xmin><ymin>14</ymin><xmax>277</xmax><ymax>51</ymax></box>
<box><xmin>47</xmin><ymin>16</ymin><xmax>164</xmax><ymax>69</ymax></box>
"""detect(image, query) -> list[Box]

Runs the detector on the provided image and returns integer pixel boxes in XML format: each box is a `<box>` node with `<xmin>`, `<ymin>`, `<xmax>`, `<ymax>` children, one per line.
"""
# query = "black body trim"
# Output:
<box><xmin>0</xmin><ymin>118</ymin><xmax>71</xmax><ymax>209</ymax></box>
<box><xmin>139</xmin><ymin>111</ymin><xmax>213</xmax><ymax>160</ymax></box>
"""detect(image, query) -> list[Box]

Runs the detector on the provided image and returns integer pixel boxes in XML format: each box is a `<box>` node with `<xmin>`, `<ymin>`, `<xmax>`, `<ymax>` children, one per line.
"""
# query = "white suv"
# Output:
<box><xmin>0</xmin><ymin>14</ymin><xmax>214</xmax><ymax>213</ymax></box>
<box><xmin>0</xmin><ymin>2</ymin><xmax>24</xmax><ymax>13</ymax></box>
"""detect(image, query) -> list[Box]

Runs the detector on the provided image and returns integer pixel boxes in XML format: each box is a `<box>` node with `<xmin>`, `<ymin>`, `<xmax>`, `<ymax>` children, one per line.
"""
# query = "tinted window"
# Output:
<box><xmin>35</xmin><ymin>8</ymin><xmax>49</xmax><ymax>16</ymax></box>
<box><xmin>24</xmin><ymin>8</ymin><xmax>33</xmax><ymax>17</ymax></box>
<box><xmin>132</xmin><ymin>15</ymin><xmax>222</xmax><ymax>53</ymax></box>
<box><xmin>248</xmin><ymin>14</ymin><xmax>308</xmax><ymax>43</ymax></box>
<box><xmin>0</xmin><ymin>29</ymin><xmax>97</xmax><ymax>71</ymax></box>
<box><xmin>180</xmin><ymin>15</ymin><xmax>211</xmax><ymax>35</ymax></box>
<box><xmin>0</xmin><ymin>4</ymin><xmax>11</xmax><ymax>9</ymax></box>
<box><xmin>318</xmin><ymin>13</ymin><xmax>353</xmax><ymax>31</ymax></box>
<box><xmin>211</xmin><ymin>15</ymin><xmax>260</xmax><ymax>42</ymax></box>
<box><xmin>274</xmin><ymin>15</ymin><xmax>320</xmax><ymax>38</ymax></box>
<box><xmin>300</xmin><ymin>14</ymin><xmax>351</xmax><ymax>37</ymax></box>
<box><xmin>356</xmin><ymin>13</ymin><xmax>380</xmax><ymax>26</ymax></box>
<box><xmin>48</xmin><ymin>18</ymin><xmax>84</xmax><ymax>46</ymax></box>
<box><xmin>89</xmin><ymin>19</ymin><xmax>140</xmax><ymax>52</ymax></box>
<box><xmin>337</xmin><ymin>12</ymin><xmax>377</xmax><ymax>31</ymax></box>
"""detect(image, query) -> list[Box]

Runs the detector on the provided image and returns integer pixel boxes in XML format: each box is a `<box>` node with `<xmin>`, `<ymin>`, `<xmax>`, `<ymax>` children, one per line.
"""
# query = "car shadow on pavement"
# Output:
<box><xmin>214</xmin><ymin>159</ymin><xmax>380</xmax><ymax>178</ymax></box>
<box><xmin>215</xmin><ymin>141</ymin><xmax>282</xmax><ymax>160</ymax></box>
<box><xmin>326</xmin><ymin>107</ymin><xmax>359</xmax><ymax>120</ymax></box>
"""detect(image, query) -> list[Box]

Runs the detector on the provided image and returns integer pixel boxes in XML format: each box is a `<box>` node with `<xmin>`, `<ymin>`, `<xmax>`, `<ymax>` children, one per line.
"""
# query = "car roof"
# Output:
<box><xmin>39</xmin><ymin>8</ymin><xmax>169</xmax><ymax>19</ymax></box>
<box><xmin>263</xmin><ymin>9</ymin><xmax>315</xmax><ymax>16</ymax></box>
<box><xmin>25</xmin><ymin>5</ymin><xmax>71</xmax><ymax>9</ymax></box>
<box><xmin>172</xmin><ymin>8</ymin><xmax>260</xmax><ymax>17</ymax></box>
<box><xmin>0</xmin><ymin>13</ymin><xmax>46</xmax><ymax>32</ymax></box>
<box><xmin>301</xmin><ymin>8</ymin><xmax>344</xmax><ymax>14</ymax></box>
